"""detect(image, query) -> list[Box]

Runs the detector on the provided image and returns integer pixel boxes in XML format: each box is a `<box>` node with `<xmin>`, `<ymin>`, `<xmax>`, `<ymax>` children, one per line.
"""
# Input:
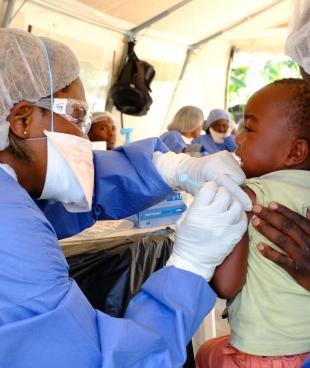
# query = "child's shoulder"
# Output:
<box><xmin>242</xmin><ymin>186</ymin><xmax>256</xmax><ymax>222</ymax></box>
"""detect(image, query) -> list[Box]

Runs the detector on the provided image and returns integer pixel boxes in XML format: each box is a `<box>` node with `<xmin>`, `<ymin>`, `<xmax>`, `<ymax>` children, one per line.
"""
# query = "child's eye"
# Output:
<box><xmin>243</xmin><ymin>126</ymin><xmax>252</xmax><ymax>132</ymax></box>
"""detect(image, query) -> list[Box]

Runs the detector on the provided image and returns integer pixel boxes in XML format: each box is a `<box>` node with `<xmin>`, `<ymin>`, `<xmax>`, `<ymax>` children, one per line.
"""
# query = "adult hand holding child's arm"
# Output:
<box><xmin>253</xmin><ymin>203</ymin><xmax>310</xmax><ymax>292</ymax></box>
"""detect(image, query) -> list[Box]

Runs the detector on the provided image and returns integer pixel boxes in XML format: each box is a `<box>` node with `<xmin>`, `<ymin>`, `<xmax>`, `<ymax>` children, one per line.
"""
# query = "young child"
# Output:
<box><xmin>196</xmin><ymin>78</ymin><xmax>310</xmax><ymax>368</ymax></box>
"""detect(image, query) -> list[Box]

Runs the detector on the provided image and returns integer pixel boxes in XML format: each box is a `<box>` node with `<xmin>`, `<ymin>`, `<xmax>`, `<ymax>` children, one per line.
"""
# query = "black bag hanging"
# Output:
<box><xmin>109</xmin><ymin>40</ymin><xmax>155</xmax><ymax>116</ymax></box>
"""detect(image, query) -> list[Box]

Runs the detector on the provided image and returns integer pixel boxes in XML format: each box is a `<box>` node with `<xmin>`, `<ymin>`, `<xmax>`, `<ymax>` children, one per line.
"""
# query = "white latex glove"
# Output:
<box><xmin>153</xmin><ymin>150</ymin><xmax>252</xmax><ymax>211</ymax></box>
<box><xmin>166</xmin><ymin>181</ymin><xmax>248</xmax><ymax>281</ymax></box>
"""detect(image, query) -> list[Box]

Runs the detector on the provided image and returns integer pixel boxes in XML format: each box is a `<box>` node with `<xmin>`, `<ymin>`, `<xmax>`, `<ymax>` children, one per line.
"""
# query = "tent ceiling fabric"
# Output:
<box><xmin>78</xmin><ymin>0</ymin><xmax>182</xmax><ymax>25</ymax></box>
<box><xmin>76</xmin><ymin>0</ymin><xmax>290</xmax><ymax>45</ymax></box>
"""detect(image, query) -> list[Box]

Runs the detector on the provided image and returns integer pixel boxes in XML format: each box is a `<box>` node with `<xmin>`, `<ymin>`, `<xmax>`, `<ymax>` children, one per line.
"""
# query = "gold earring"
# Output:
<box><xmin>23</xmin><ymin>131</ymin><xmax>27</xmax><ymax>135</ymax></box>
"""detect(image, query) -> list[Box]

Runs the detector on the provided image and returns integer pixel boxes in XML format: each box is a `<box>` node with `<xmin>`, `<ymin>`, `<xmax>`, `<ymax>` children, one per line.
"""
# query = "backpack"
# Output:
<box><xmin>109</xmin><ymin>41</ymin><xmax>155</xmax><ymax>116</ymax></box>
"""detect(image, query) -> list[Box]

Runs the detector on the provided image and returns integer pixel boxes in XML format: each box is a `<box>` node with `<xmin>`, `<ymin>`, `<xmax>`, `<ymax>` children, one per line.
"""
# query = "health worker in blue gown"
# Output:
<box><xmin>192</xmin><ymin>108</ymin><xmax>236</xmax><ymax>154</ymax></box>
<box><xmin>0</xmin><ymin>28</ymin><xmax>253</xmax><ymax>368</ymax></box>
<box><xmin>160</xmin><ymin>105</ymin><xmax>206</xmax><ymax>156</ymax></box>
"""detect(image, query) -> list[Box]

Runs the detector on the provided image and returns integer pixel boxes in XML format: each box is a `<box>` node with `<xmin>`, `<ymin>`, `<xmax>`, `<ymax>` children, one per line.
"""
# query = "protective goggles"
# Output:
<box><xmin>33</xmin><ymin>98</ymin><xmax>93</xmax><ymax>134</ymax></box>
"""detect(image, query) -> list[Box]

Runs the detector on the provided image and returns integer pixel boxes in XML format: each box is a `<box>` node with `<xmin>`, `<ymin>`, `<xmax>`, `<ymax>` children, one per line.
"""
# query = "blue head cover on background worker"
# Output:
<box><xmin>192</xmin><ymin>108</ymin><xmax>236</xmax><ymax>154</ymax></box>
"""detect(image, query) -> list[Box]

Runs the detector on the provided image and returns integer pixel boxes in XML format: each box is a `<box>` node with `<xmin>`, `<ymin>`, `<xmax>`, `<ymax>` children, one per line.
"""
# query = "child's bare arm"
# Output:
<box><xmin>210</xmin><ymin>187</ymin><xmax>255</xmax><ymax>299</ymax></box>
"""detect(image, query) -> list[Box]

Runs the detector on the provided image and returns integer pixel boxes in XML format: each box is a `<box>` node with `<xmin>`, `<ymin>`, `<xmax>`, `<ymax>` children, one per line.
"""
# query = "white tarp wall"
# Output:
<box><xmin>163</xmin><ymin>39</ymin><xmax>232</xmax><ymax>130</ymax></box>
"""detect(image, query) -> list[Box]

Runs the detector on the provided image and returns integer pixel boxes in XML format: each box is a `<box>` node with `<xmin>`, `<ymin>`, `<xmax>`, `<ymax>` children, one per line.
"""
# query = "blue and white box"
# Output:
<box><xmin>131</xmin><ymin>192</ymin><xmax>187</xmax><ymax>228</ymax></box>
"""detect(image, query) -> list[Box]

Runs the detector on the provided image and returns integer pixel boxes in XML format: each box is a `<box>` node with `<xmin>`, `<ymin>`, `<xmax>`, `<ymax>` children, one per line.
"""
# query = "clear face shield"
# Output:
<box><xmin>33</xmin><ymin>98</ymin><xmax>93</xmax><ymax>134</ymax></box>
<box><xmin>28</xmin><ymin>38</ymin><xmax>93</xmax><ymax>137</ymax></box>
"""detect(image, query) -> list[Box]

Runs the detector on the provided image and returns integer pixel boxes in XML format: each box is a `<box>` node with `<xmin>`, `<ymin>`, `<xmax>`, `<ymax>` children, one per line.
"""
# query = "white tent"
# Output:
<box><xmin>0</xmin><ymin>0</ymin><xmax>292</xmax><ymax>144</ymax></box>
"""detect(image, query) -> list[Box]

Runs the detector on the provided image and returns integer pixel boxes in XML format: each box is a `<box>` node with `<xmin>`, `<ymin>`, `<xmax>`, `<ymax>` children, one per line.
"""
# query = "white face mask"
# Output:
<box><xmin>209</xmin><ymin>127</ymin><xmax>226</xmax><ymax>144</ymax></box>
<box><xmin>182</xmin><ymin>136</ymin><xmax>193</xmax><ymax>145</ymax></box>
<box><xmin>39</xmin><ymin>130</ymin><xmax>94</xmax><ymax>212</ymax></box>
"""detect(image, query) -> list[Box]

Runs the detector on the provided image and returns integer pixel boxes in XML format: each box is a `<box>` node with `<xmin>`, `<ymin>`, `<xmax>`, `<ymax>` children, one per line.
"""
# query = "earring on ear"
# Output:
<box><xmin>23</xmin><ymin>131</ymin><xmax>27</xmax><ymax>135</ymax></box>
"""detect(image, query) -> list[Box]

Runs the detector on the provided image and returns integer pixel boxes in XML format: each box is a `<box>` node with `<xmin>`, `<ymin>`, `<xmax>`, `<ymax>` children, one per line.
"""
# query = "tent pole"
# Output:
<box><xmin>224</xmin><ymin>46</ymin><xmax>236</xmax><ymax>109</ymax></box>
<box><xmin>130</xmin><ymin>0</ymin><xmax>193</xmax><ymax>35</ymax></box>
<box><xmin>160</xmin><ymin>47</ymin><xmax>193</xmax><ymax>132</ymax></box>
<box><xmin>191</xmin><ymin>0</ymin><xmax>285</xmax><ymax>50</ymax></box>
<box><xmin>0</xmin><ymin>0</ymin><xmax>16</xmax><ymax>27</ymax></box>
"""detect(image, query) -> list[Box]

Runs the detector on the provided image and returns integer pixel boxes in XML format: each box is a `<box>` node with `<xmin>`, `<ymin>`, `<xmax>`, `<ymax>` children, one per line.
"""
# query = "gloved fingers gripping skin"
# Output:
<box><xmin>214</xmin><ymin>174</ymin><xmax>252</xmax><ymax>212</ymax></box>
<box><xmin>185</xmin><ymin>188</ymin><xmax>232</xmax><ymax>224</ymax></box>
<box><xmin>224</xmin><ymin>198</ymin><xmax>244</xmax><ymax>225</ymax></box>
<box><xmin>191</xmin><ymin>182</ymin><xmax>232</xmax><ymax>216</ymax></box>
<box><xmin>190</xmin><ymin>181</ymin><xmax>218</xmax><ymax>209</ymax></box>
<box><xmin>182</xmin><ymin>202</ymin><xmax>246</xmax><ymax>231</ymax></box>
<box><xmin>176</xmin><ymin>182</ymin><xmax>217</xmax><ymax>225</ymax></box>
<box><xmin>167</xmin><ymin>181</ymin><xmax>248</xmax><ymax>279</ymax></box>
<box><xmin>220</xmin><ymin>211</ymin><xmax>248</xmax><ymax>247</ymax></box>
<box><xmin>194</xmin><ymin>197</ymin><xmax>244</xmax><ymax>227</ymax></box>
<box><xmin>207</xmin><ymin>186</ymin><xmax>232</xmax><ymax>213</ymax></box>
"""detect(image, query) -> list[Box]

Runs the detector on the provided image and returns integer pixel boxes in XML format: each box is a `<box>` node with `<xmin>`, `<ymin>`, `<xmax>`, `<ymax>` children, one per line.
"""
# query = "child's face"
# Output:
<box><xmin>235</xmin><ymin>84</ymin><xmax>295</xmax><ymax>178</ymax></box>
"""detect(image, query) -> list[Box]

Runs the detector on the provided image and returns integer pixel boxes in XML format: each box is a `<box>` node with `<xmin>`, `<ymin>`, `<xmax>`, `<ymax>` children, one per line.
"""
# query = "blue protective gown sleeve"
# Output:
<box><xmin>192</xmin><ymin>134</ymin><xmax>236</xmax><ymax>154</ymax></box>
<box><xmin>223</xmin><ymin>135</ymin><xmax>237</xmax><ymax>152</ymax></box>
<box><xmin>0</xmin><ymin>168</ymin><xmax>216</xmax><ymax>368</ymax></box>
<box><xmin>37</xmin><ymin>138</ymin><xmax>174</xmax><ymax>239</ymax></box>
<box><xmin>160</xmin><ymin>130</ymin><xmax>187</xmax><ymax>153</ymax></box>
<box><xmin>303</xmin><ymin>358</ymin><xmax>310</xmax><ymax>368</ymax></box>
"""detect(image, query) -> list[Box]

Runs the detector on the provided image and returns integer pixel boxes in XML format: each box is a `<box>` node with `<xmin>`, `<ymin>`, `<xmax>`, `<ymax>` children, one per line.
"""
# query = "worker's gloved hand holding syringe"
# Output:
<box><xmin>153</xmin><ymin>150</ymin><xmax>252</xmax><ymax>211</ymax></box>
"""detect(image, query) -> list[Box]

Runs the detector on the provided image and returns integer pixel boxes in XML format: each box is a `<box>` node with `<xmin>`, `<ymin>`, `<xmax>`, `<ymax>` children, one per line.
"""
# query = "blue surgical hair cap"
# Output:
<box><xmin>203</xmin><ymin>109</ymin><xmax>230</xmax><ymax>130</ymax></box>
<box><xmin>167</xmin><ymin>105</ymin><xmax>204</xmax><ymax>133</ymax></box>
<box><xmin>0</xmin><ymin>28</ymin><xmax>80</xmax><ymax>150</ymax></box>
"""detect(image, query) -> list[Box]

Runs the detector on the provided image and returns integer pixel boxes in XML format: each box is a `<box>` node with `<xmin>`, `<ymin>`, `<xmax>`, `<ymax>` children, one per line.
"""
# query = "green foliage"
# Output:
<box><xmin>227</xmin><ymin>58</ymin><xmax>301</xmax><ymax>108</ymax></box>
<box><xmin>228</xmin><ymin>66</ymin><xmax>250</xmax><ymax>107</ymax></box>
<box><xmin>261</xmin><ymin>59</ymin><xmax>301</xmax><ymax>83</ymax></box>
<box><xmin>228</xmin><ymin>66</ymin><xmax>249</xmax><ymax>94</ymax></box>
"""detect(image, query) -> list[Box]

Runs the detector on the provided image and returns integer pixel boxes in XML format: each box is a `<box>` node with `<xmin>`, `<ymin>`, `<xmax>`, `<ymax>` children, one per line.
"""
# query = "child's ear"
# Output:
<box><xmin>284</xmin><ymin>138</ymin><xmax>309</xmax><ymax>167</ymax></box>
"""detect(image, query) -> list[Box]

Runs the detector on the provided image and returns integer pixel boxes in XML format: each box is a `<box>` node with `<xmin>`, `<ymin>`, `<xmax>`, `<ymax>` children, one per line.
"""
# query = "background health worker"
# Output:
<box><xmin>193</xmin><ymin>108</ymin><xmax>237</xmax><ymax>154</ymax></box>
<box><xmin>0</xmin><ymin>28</ymin><xmax>250</xmax><ymax>368</ymax></box>
<box><xmin>160</xmin><ymin>105</ymin><xmax>205</xmax><ymax>154</ymax></box>
<box><xmin>88</xmin><ymin>111</ymin><xmax>117</xmax><ymax>150</ymax></box>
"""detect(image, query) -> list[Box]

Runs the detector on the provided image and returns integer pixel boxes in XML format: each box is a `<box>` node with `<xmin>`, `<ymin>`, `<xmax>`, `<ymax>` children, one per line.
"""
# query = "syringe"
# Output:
<box><xmin>180</xmin><ymin>174</ymin><xmax>202</xmax><ymax>193</ymax></box>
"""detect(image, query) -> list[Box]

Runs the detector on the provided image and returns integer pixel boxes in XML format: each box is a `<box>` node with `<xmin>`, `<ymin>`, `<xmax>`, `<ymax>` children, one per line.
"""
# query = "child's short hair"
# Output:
<box><xmin>272</xmin><ymin>78</ymin><xmax>310</xmax><ymax>141</ymax></box>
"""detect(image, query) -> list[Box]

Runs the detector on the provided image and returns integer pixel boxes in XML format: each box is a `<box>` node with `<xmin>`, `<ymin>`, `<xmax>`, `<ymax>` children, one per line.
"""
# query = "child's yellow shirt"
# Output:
<box><xmin>228</xmin><ymin>170</ymin><xmax>310</xmax><ymax>356</ymax></box>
